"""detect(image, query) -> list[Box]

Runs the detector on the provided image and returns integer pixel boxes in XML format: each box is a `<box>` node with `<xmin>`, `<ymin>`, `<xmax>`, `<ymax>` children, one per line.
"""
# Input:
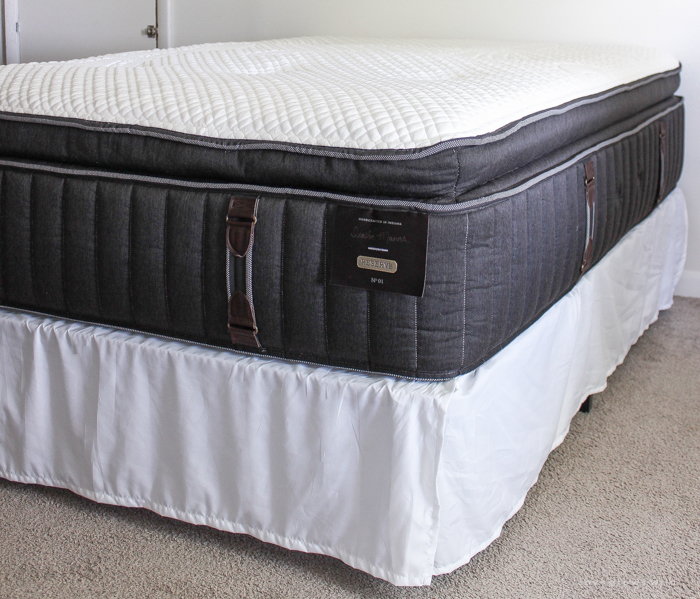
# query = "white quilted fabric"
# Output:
<box><xmin>0</xmin><ymin>37</ymin><xmax>678</xmax><ymax>150</ymax></box>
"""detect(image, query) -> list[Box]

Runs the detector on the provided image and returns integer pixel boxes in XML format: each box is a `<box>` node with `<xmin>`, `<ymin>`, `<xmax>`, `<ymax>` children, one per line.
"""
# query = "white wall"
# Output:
<box><xmin>170</xmin><ymin>0</ymin><xmax>700</xmax><ymax>296</ymax></box>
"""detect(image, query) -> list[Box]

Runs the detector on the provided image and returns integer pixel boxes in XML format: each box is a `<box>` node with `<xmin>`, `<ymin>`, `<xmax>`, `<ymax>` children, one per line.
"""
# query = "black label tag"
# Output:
<box><xmin>329</xmin><ymin>206</ymin><xmax>429</xmax><ymax>297</ymax></box>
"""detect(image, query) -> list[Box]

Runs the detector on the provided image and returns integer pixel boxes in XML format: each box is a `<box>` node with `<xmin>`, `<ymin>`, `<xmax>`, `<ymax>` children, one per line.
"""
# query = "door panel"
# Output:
<box><xmin>19</xmin><ymin>0</ymin><xmax>156</xmax><ymax>63</ymax></box>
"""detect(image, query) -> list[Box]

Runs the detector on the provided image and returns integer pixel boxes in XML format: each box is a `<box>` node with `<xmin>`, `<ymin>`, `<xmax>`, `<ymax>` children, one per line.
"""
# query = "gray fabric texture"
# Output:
<box><xmin>1</xmin><ymin>297</ymin><xmax>698</xmax><ymax>598</ymax></box>
<box><xmin>0</xmin><ymin>100</ymin><xmax>685</xmax><ymax>378</ymax></box>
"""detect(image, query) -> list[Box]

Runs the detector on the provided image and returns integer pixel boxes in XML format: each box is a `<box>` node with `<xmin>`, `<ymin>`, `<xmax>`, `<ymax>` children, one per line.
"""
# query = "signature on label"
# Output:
<box><xmin>351</xmin><ymin>227</ymin><xmax>408</xmax><ymax>244</ymax></box>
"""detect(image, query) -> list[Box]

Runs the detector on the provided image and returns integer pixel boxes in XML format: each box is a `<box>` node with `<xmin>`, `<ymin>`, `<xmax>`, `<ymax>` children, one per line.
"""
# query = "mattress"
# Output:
<box><xmin>0</xmin><ymin>38</ymin><xmax>685</xmax><ymax>378</ymax></box>
<box><xmin>0</xmin><ymin>187</ymin><xmax>687</xmax><ymax>586</ymax></box>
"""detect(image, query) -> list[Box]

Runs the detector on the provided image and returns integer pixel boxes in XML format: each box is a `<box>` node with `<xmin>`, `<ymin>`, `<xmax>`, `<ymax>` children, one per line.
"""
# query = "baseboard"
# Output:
<box><xmin>675</xmin><ymin>269</ymin><xmax>700</xmax><ymax>298</ymax></box>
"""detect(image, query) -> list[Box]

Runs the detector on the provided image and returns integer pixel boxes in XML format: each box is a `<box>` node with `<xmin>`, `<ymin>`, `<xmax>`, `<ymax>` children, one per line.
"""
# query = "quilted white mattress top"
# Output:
<box><xmin>0</xmin><ymin>37</ymin><xmax>678</xmax><ymax>151</ymax></box>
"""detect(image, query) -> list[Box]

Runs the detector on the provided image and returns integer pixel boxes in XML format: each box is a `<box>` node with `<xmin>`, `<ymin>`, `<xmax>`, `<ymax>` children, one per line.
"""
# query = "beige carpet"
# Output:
<box><xmin>1</xmin><ymin>297</ymin><xmax>699</xmax><ymax>599</ymax></box>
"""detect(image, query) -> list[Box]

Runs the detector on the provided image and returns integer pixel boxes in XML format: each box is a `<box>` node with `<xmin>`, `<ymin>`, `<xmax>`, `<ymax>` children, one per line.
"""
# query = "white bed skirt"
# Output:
<box><xmin>0</xmin><ymin>189</ymin><xmax>687</xmax><ymax>586</ymax></box>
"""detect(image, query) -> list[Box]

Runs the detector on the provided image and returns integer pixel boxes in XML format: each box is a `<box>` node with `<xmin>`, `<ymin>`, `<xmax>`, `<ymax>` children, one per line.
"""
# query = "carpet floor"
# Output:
<box><xmin>1</xmin><ymin>297</ymin><xmax>699</xmax><ymax>599</ymax></box>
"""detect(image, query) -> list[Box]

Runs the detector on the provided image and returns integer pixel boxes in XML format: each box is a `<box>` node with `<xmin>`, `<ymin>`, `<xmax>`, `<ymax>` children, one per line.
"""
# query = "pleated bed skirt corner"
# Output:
<box><xmin>0</xmin><ymin>188</ymin><xmax>688</xmax><ymax>586</ymax></box>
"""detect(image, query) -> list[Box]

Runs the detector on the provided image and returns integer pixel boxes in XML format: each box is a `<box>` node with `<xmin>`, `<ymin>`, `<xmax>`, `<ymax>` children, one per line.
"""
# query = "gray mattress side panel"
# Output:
<box><xmin>32</xmin><ymin>175</ymin><xmax>66</xmax><ymax>312</ymax></box>
<box><xmin>368</xmin><ymin>290</ymin><xmax>419</xmax><ymax>373</ymax></box>
<box><xmin>130</xmin><ymin>187</ymin><xmax>169</xmax><ymax>330</ymax></box>
<box><xmin>590</xmin><ymin>105</ymin><xmax>684</xmax><ymax>267</ymax></box>
<box><xmin>0</xmin><ymin>174</ymin><xmax>232</xmax><ymax>345</ymax></box>
<box><xmin>671</xmin><ymin>104</ymin><xmax>685</xmax><ymax>193</ymax></box>
<box><xmin>325</xmin><ymin>285</ymin><xmax>370</xmax><ymax>365</ymax></box>
<box><xmin>201</xmin><ymin>193</ymin><xmax>230</xmax><ymax>345</ymax></box>
<box><xmin>460</xmin><ymin>167</ymin><xmax>584</xmax><ymax>372</ymax></box>
<box><xmin>1</xmin><ymin>171</ymin><xmax>34</xmax><ymax>306</ymax></box>
<box><xmin>63</xmin><ymin>178</ymin><xmax>100</xmax><ymax>317</ymax></box>
<box><xmin>455</xmin><ymin>104</ymin><xmax>684</xmax><ymax>375</ymax></box>
<box><xmin>416</xmin><ymin>213</ymin><xmax>470</xmax><ymax>374</ymax></box>
<box><xmin>252</xmin><ymin>197</ymin><xmax>286</xmax><ymax>351</ymax></box>
<box><xmin>281</xmin><ymin>200</ymin><xmax>327</xmax><ymax>357</ymax></box>
<box><xmin>96</xmin><ymin>182</ymin><xmax>132</xmax><ymax>323</ymax></box>
<box><xmin>0</xmin><ymin>101</ymin><xmax>685</xmax><ymax>379</ymax></box>
<box><xmin>166</xmin><ymin>189</ymin><xmax>207</xmax><ymax>337</ymax></box>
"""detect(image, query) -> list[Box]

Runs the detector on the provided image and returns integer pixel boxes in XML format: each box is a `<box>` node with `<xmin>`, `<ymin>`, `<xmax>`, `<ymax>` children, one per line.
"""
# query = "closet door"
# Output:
<box><xmin>12</xmin><ymin>0</ymin><xmax>159</xmax><ymax>63</ymax></box>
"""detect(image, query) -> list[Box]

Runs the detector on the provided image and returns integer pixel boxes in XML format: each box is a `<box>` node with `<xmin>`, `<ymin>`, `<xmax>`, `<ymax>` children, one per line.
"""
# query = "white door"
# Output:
<box><xmin>11</xmin><ymin>0</ymin><xmax>161</xmax><ymax>63</ymax></box>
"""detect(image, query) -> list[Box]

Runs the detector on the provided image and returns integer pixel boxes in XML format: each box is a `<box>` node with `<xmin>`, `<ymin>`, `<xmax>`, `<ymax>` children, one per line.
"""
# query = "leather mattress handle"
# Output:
<box><xmin>581</xmin><ymin>160</ymin><xmax>596</xmax><ymax>275</ymax></box>
<box><xmin>228</xmin><ymin>290</ymin><xmax>261</xmax><ymax>349</ymax></box>
<box><xmin>657</xmin><ymin>120</ymin><xmax>667</xmax><ymax>205</ymax></box>
<box><xmin>226</xmin><ymin>196</ymin><xmax>261</xmax><ymax>349</ymax></box>
<box><xmin>226</xmin><ymin>195</ymin><xmax>258</xmax><ymax>258</ymax></box>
